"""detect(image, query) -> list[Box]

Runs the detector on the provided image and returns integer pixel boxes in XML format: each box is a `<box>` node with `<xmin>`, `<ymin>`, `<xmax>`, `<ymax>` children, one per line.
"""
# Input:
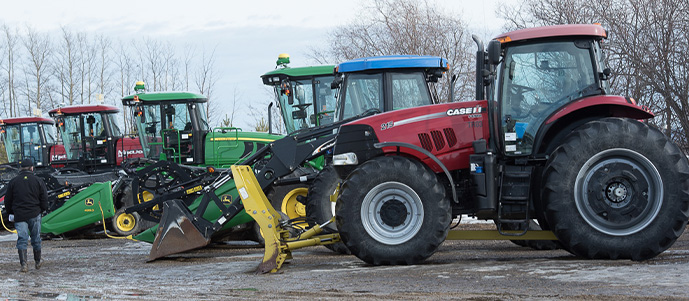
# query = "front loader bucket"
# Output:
<box><xmin>148</xmin><ymin>199</ymin><xmax>211</xmax><ymax>261</ymax></box>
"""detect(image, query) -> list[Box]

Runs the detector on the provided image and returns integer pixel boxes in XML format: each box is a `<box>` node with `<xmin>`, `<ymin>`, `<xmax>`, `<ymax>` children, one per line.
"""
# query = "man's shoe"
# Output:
<box><xmin>34</xmin><ymin>250</ymin><xmax>41</xmax><ymax>270</ymax></box>
<box><xmin>18</xmin><ymin>249</ymin><xmax>28</xmax><ymax>273</ymax></box>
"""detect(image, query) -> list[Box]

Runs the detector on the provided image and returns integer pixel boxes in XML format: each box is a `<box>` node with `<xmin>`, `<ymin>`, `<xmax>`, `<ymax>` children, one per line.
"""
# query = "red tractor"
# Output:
<box><xmin>49</xmin><ymin>104</ymin><xmax>143</xmax><ymax>172</ymax></box>
<box><xmin>331</xmin><ymin>24</ymin><xmax>689</xmax><ymax>264</ymax></box>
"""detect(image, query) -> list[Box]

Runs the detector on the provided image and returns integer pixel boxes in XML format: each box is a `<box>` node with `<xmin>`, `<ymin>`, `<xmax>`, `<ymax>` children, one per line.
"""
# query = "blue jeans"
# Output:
<box><xmin>15</xmin><ymin>214</ymin><xmax>41</xmax><ymax>251</ymax></box>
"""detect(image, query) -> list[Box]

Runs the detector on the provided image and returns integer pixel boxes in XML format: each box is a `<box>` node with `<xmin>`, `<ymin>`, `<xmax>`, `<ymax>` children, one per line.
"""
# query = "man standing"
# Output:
<box><xmin>5</xmin><ymin>158</ymin><xmax>48</xmax><ymax>272</ymax></box>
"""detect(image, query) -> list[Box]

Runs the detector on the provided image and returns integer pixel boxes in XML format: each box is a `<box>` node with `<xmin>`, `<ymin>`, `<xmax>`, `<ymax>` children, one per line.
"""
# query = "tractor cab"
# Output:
<box><xmin>261</xmin><ymin>54</ymin><xmax>337</xmax><ymax>134</ymax></box>
<box><xmin>482</xmin><ymin>25</ymin><xmax>628</xmax><ymax>158</ymax></box>
<box><xmin>332</xmin><ymin>55</ymin><xmax>449</xmax><ymax>120</ymax></box>
<box><xmin>0</xmin><ymin>117</ymin><xmax>59</xmax><ymax>168</ymax></box>
<box><xmin>48</xmin><ymin>105</ymin><xmax>142</xmax><ymax>171</ymax></box>
<box><xmin>122</xmin><ymin>82</ymin><xmax>279</xmax><ymax>167</ymax></box>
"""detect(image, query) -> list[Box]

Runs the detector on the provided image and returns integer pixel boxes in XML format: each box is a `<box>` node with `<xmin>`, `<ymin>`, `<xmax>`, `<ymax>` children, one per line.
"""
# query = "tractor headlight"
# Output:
<box><xmin>333</xmin><ymin>152</ymin><xmax>358</xmax><ymax>166</ymax></box>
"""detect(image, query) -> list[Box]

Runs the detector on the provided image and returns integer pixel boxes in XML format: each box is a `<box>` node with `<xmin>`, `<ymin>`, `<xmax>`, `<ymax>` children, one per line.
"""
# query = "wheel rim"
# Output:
<box><xmin>361</xmin><ymin>181</ymin><xmax>424</xmax><ymax>245</ymax></box>
<box><xmin>116</xmin><ymin>212</ymin><xmax>136</xmax><ymax>232</ymax></box>
<box><xmin>280</xmin><ymin>187</ymin><xmax>309</xmax><ymax>222</ymax></box>
<box><xmin>574</xmin><ymin>148</ymin><xmax>663</xmax><ymax>236</ymax></box>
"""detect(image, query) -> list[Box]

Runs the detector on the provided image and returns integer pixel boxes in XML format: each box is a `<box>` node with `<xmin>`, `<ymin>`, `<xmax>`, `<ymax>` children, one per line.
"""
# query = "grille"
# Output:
<box><xmin>417</xmin><ymin>128</ymin><xmax>457</xmax><ymax>152</ymax></box>
<box><xmin>431</xmin><ymin>130</ymin><xmax>445</xmax><ymax>151</ymax></box>
<box><xmin>418</xmin><ymin>133</ymin><xmax>433</xmax><ymax>152</ymax></box>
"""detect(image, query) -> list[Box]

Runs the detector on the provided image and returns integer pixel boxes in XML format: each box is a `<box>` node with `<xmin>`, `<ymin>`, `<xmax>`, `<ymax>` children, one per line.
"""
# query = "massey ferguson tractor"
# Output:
<box><xmin>330</xmin><ymin>24</ymin><xmax>689</xmax><ymax>265</ymax></box>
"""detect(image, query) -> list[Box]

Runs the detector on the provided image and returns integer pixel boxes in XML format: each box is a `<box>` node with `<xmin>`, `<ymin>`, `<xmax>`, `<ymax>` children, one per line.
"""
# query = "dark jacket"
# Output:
<box><xmin>4</xmin><ymin>169</ymin><xmax>49</xmax><ymax>222</ymax></box>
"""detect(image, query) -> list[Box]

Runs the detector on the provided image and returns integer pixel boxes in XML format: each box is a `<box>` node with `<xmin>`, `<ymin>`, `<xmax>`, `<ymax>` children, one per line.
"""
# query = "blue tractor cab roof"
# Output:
<box><xmin>336</xmin><ymin>55</ymin><xmax>449</xmax><ymax>73</ymax></box>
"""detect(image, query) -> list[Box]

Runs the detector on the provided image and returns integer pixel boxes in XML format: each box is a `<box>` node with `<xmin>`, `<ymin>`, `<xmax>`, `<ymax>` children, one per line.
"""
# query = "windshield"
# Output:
<box><xmin>196</xmin><ymin>103</ymin><xmax>209</xmax><ymax>131</ymax></box>
<box><xmin>500</xmin><ymin>41</ymin><xmax>596</xmax><ymax>155</ymax></box>
<box><xmin>336</xmin><ymin>71</ymin><xmax>434</xmax><ymax>121</ymax></box>
<box><xmin>135</xmin><ymin>104</ymin><xmax>162</xmax><ymax>159</ymax></box>
<box><xmin>43</xmin><ymin>124</ymin><xmax>56</xmax><ymax>145</ymax></box>
<box><xmin>337</xmin><ymin>73</ymin><xmax>383</xmax><ymax>120</ymax></box>
<box><xmin>1</xmin><ymin>125</ymin><xmax>21</xmax><ymax>163</ymax></box>
<box><xmin>390</xmin><ymin>72</ymin><xmax>432</xmax><ymax>110</ymax></box>
<box><xmin>59</xmin><ymin>113</ymin><xmax>106</xmax><ymax>160</ymax></box>
<box><xmin>276</xmin><ymin>75</ymin><xmax>336</xmax><ymax>134</ymax></box>
<box><xmin>105</xmin><ymin>113</ymin><xmax>122</xmax><ymax>137</ymax></box>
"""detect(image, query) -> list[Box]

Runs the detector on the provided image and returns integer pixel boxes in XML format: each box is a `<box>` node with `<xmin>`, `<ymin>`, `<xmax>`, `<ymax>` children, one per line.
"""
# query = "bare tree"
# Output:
<box><xmin>3</xmin><ymin>24</ymin><xmax>20</xmax><ymax>117</ymax></box>
<box><xmin>95</xmin><ymin>34</ymin><xmax>113</xmax><ymax>105</ymax></box>
<box><xmin>22</xmin><ymin>26</ymin><xmax>52</xmax><ymax>115</ymax></box>
<box><xmin>194</xmin><ymin>46</ymin><xmax>219</xmax><ymax>127</ymax></box>
<box><xmin>310</xmin><ymin>0</ymin><xmax>475</xmax><ymax>102</ymax></box>
<box><xmin>54</xmin><ymin>26</ymin><xmax>80</xmax><ymax>105</ymax></box>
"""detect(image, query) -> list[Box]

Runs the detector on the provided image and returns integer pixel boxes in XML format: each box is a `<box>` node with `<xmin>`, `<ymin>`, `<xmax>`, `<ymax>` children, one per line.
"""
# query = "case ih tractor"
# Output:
<box><xmin>330</xmin><ymin>24</ymin><xmax>689</xmax><ymax>265</ymax></box>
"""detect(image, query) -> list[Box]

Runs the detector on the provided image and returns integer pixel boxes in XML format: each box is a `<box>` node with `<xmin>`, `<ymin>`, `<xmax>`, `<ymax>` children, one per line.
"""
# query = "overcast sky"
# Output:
<box><xmin>0</xmin><ymin>0</ymin><xmax>514</xmax><ymax>130</ymax></box>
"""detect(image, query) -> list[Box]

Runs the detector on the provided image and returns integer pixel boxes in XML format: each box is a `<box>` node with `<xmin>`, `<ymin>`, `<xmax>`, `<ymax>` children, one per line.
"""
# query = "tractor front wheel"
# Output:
<box><xmin>543</xmin><ymin>118</ymin><xmax>689</xmax><ymax>260</ymax></box>
<box><xmin>111</xmin><ymin>208</ymin><xmax>141</xmax><ymax>236</ymax></box>
<box><xmin>336</xmin><ymin>156</ymin><xmax>450</xmax><ymax>265</ymax></box>
<box><xmin>306</xmin><ymin>165</ymin><xmax>350</xmax><ymax>254</ymax></box>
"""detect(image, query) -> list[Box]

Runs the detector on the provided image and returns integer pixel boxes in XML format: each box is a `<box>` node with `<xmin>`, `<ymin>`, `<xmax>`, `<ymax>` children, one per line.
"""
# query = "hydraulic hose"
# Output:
<box><xmin>0</xmin><ymin>212</ymin><xmax>17</xmax><ymax>233</ymax></box>
<box><xmin>98</xmin><ymin>200</ymin><xmax>136</xmax><ymax>241</ymax></box>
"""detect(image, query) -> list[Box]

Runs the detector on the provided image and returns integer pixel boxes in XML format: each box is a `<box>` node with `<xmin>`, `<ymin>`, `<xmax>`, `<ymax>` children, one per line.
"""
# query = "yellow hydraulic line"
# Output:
<box><xmin>98</xmin><ymin>201</ymin><xmax>136</xmax><ymax>241</ymax></box>
<box><xmin>0</xmin><ymin>210</ymin><xmax>17</xmax><ymax>233</ymax></box>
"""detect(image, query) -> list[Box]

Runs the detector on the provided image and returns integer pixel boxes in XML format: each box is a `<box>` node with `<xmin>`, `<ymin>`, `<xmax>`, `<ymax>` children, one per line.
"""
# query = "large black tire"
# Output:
<box><xmin>306</xmin><ymin>165</ymin><xmax>350</xmax><ymax>254</ymax></box>
<box><xmin>336</xmin><ymin>156</ymin><xmax>451</xmax><ymax>265</ymax></box>
<box><xmin>542</xmin><ymin>118</ymin><xmax>689</xmax><ymax>260</ymax></box>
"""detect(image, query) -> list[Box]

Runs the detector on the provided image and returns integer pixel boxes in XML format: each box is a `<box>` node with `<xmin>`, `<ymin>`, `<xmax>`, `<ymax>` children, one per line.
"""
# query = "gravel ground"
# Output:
<box><xmin>1</xmin><ymin>223</ymin><xmax>689</xmax><ymax>300</ymax></box>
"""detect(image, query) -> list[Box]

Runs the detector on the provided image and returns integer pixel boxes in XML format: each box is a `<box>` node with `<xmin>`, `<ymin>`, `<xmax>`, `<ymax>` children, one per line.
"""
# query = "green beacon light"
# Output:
<box><xmin>134</xmin><ymin>81</ymin><xmax>146</xmax><ymax>93</ymax></box>
<box><xmin>276</xmin><ymin>53</ymin><xmax>290</xmax><ymax>68</ymax></box>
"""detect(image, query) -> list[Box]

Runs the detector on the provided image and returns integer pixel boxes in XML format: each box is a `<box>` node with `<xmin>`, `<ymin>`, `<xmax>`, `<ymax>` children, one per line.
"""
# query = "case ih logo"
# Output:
<box><xmin>446</xmin><ymin>105</ymin><xmax>482</xmax><ymax>116</ymax></box>
<box><xmin>117</xmin><ymin>149</ymin><xmax>144</xmax><ymax>158</ymax></box>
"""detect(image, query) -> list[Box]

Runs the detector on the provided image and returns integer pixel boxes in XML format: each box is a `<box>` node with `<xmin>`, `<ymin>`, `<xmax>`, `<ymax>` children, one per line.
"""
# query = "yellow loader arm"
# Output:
<box><xmin>231</xmin><ymin>165</ymin><xmax>340</xmax><ymax>273</ymax></box>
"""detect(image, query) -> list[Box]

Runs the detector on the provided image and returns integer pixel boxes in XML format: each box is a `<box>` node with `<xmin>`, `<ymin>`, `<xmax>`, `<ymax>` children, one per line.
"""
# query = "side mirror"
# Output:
<box><xmin>292</xmin><ymin>109</ymin><xmax>307</xmax><ymax>120</ymax></box>
<box><xmin>487</xmin><ymin>40</ymin><xmax>502</xmax><ymax>65</ymax></box>
<box><xmin>331</xmin><ymin>76</ymin><xmax>343</xmax><ymax>89</ymax></box>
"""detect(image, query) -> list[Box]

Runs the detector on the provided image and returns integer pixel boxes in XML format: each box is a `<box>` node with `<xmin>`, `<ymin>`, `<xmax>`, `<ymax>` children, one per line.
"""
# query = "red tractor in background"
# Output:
<box><xmin>49</xmin><ymin>104</ymin><xmax>143</xmax><ymax>173</ymax></box>
<box><xmin>0</xmin><ymin>117</ymin><xmax>63</xmax><ymax>170</ymax></box>
<box><xmin>331</xmin><ymin>24</ymin><xmax>689</xmax><ymax>265</ymax></box>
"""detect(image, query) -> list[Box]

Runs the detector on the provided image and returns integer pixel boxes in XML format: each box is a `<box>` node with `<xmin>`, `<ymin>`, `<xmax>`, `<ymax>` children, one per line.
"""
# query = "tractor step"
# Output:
<box><xmin>496</xmin><ymin>165</ymin><xmax>533</xmax><ymax>236</ymax></box>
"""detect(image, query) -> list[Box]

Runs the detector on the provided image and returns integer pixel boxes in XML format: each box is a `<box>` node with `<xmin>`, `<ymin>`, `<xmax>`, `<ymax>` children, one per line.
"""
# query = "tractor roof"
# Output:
<box><xmin>0</xmin><ymin>116</ymin><xmax>54</xmax><ymax>125</ymax></box>
<box><xmin>121</xmin><ymin>91</ymin><xmax>207</xmax><ymax>105</ymax></box>
<box><xmin>48</xmin><ymin>105</ymin><xmax>120</xmax><ymax>116</ymax></box>
<box><xmin>262</xmin><ymin>65</ymin><xmax>335</xmax><ymax>80</ymax></box>
<box><xmin>336</xmin><ymin>55</ymin><xmax>449</xmax><ymax>73</ymax></box>
<box><xmin>495</xmin><ymin>24</ymin><xmax>607</xmax><ymax>43</ymax></box>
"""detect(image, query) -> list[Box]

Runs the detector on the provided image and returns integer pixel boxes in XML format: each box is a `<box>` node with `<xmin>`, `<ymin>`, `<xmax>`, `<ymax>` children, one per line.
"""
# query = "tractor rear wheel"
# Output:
<box><xmin>336</xmin><ymin>156</ymin><xmax>450</xmax><ymax>265</ymax></box>
<box><xmin>543</xmin><ymin>118</ymin><xmax>689</xmax><ymax>260</ymax></box>
<box><xmin>306</xmin><ymin>165</ymin><xmax>350</xmax><ymax>254</ymax></box>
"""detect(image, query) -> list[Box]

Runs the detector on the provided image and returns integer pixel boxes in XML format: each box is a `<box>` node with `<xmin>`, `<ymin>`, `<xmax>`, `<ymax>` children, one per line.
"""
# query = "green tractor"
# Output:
<box><xmin>123</xmin><ymin>54</ymin><xmax>336</xmax><ymax>242</ymax></box>
<box><xmin>122</xmin><ymin>57</ymin><xmax>339</xmax><ymax>241</ymax></box>
<box><xmin>260</xmin><ymin>54</ymin><xmax>337</xmax><ymax>221</ymax></box>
